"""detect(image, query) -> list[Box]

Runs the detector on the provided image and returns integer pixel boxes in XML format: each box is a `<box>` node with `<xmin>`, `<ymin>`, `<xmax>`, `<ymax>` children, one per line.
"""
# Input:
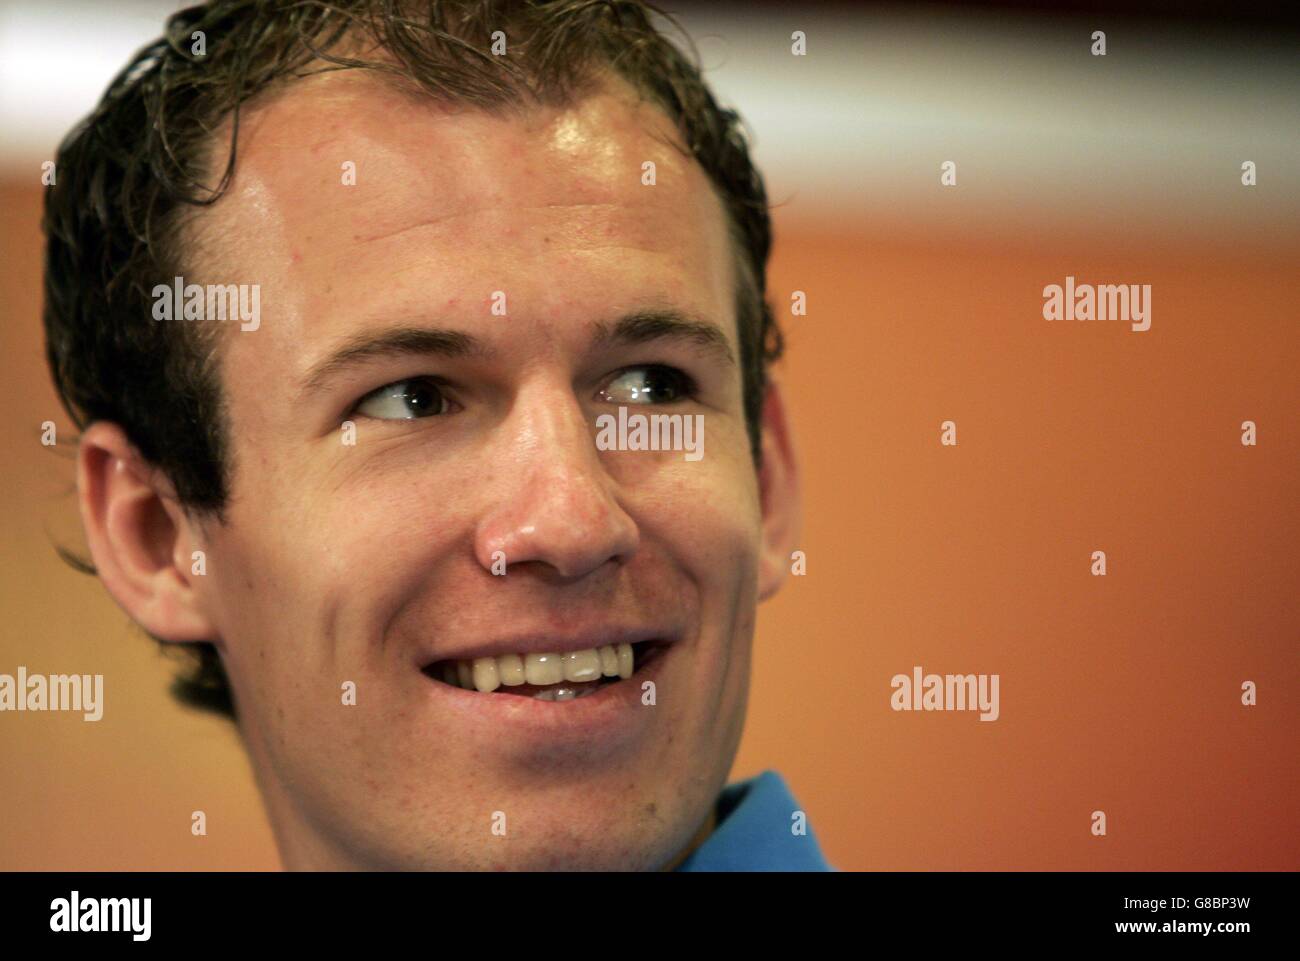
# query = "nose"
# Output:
<box><xmin>474</xmin><ymin>381</ymin><xmax>639</xmax><ymax>581</ymax></box>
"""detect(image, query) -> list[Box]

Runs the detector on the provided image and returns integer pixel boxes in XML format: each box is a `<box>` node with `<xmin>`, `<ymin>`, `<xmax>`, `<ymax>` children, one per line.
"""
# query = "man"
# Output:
<box><xmin>44</xmin><ymin>0</ymin><xmax>829</xmax><ymax>870</ymax></box>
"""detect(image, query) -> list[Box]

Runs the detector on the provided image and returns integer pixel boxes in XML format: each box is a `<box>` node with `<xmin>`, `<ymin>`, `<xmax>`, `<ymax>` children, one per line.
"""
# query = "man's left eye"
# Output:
<box><xmin>598</xmin><ymin>365</ymin><xmax>695</xmax><ymax>405</ymax></box>
<box><xmin>354</xmin><ymin>377</ymin><xmax>453</xmax><ymax>420</ymax></box>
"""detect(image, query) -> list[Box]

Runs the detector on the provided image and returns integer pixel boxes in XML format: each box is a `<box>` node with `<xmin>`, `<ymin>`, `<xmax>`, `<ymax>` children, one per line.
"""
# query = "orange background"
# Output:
<box><xmin>1</xmin><ymin>171</ymin><xmax>1297</xmax><ymax>869</ymax></box>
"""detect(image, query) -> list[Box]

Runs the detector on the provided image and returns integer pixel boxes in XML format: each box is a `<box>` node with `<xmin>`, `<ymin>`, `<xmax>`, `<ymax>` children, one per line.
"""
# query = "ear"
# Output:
<box><xmin>755</xmin><ymin>379</ymin><xmax>802</xmax><ymax>602</ymax></box>
<box><xmin>76</xmin><ymin>421</ymin><xmax>216</xmax><ymax>642</ymax></box>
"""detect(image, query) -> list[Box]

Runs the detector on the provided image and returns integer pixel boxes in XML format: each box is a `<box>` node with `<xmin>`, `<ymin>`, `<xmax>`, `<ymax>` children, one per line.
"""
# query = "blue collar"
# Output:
<box><xmin>674</xmin><ymin>770</ymin><xmax>834</xmax><ymax>871</ymax></box>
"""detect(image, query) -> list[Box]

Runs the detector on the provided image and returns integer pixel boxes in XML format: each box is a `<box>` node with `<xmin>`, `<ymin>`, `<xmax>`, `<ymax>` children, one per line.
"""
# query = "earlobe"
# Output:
<box><xmin>755</xmin><ymin>380</ymin><xmax>802</xmax><ymax>602</ymax></box>
<box><xmin>76</xmin><ymin>422</ymin><xmax>216</xmax><ymax>642</ymax></box>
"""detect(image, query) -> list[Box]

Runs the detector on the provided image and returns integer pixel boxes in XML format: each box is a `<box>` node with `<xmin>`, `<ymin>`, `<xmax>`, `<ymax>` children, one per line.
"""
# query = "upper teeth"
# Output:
<box><xmin>442</xmin><ymin>643</ymin><xmax>635</xmax><ymax>693</ymax></box>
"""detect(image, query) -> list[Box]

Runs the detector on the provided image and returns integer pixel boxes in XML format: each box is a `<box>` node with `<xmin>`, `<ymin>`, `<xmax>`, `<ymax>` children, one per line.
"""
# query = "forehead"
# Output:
<box><xmin>189</xmin><ymin>68</ymin><xmax>738</xmax><ymax>377</ymax></box>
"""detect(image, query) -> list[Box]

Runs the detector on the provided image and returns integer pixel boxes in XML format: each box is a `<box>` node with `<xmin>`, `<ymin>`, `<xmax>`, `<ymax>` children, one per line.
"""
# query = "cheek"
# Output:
<box><xmin>637</xmin><ymin>451</ymin><xmax>763</xmax><ymax>593</ymax></box>
<box><xmin>198</xmin><ymin>473</ymin><xmax>442</xmax><ymax>687</ymax></box>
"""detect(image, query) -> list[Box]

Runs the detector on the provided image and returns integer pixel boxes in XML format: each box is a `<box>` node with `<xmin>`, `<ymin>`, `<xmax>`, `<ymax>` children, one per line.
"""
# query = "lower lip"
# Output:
<box><xmin>420</xmin><ymin>643</ymin><xmax>674</xmax><ymax>741</ymax></box>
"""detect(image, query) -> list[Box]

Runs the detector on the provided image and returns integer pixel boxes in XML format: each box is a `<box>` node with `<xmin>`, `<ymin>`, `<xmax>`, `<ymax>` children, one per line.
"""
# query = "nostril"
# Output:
<box><xmin>472</xmin><ymin>472</ymin><xmax>640</xmax><ymax>581</ymax></box>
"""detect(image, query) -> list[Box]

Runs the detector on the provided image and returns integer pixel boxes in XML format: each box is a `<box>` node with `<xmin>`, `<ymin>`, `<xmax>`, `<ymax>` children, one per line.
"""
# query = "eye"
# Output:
<box><xmin>354</xmin><ymin>377</ymin><xmax>454</xmax><ymax>420</ymax></box>
<box><xmin>598</xmin><ymin>365</ymin><xmax>695</xmax><ymax>405</ymax></box>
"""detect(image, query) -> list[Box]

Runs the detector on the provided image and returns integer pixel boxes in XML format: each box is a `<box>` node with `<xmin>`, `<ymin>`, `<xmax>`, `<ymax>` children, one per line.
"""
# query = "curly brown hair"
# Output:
<box><xmin>43</xmin><ymin>0</ymin><xmax>783</xmax><ymax>720</ymax></box>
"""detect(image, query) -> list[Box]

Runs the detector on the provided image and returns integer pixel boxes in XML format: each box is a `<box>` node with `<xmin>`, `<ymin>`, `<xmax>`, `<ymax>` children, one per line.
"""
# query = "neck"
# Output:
<box><xmin>661</xmin><ymin>806</ymin><xmax>718</xmax><ymax>871</ymax></box>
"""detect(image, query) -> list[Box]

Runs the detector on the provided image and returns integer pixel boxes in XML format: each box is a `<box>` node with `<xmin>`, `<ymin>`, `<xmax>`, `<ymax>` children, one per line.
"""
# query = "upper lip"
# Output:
<box><xmin>417</xmin><ymin>626</ymin><xmax>677</xmax><ymax>666</ymax></box>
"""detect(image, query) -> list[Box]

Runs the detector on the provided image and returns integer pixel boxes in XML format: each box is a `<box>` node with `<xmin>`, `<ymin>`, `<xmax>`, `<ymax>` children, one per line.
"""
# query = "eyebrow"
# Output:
<box><xmin>299</xmin><ymin>308</ymin><xmax>736</xmax><ymax>393</ymax></box>
<box><xmin>592</xmin><ymin>310</ymin><xmax>737</xmax><ymax>369</ymax></box>
<box><xmin>300</xmin><ymin>327</ymin><xmax>487</xmax><ymax>392</ymax></box>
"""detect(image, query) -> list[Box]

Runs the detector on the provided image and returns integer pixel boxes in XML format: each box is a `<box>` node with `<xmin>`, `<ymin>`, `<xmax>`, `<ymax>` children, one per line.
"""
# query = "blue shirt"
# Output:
<box><xmin>675</xmin><ymin>770</ymin><xmax>834</xmax><ymax>871</ymax></box>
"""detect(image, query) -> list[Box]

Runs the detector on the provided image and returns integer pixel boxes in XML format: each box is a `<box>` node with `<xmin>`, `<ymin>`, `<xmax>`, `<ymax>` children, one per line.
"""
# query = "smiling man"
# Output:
<box><xmin>43</xmin><ymin>0</ymin><xmax>829</xmax><ymax>871</ymax></box>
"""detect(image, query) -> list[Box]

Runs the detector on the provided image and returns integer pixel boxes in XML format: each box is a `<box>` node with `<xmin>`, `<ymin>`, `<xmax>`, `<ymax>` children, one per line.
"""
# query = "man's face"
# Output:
<box><xmin>187</xmin><ymin>70</ymin><xmax>768</xmax><ymax>869</ymax></box>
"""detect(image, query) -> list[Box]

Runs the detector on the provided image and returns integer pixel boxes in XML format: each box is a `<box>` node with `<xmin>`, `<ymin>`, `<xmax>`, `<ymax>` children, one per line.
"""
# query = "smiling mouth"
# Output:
<box><xmin>421</xmin><ymin>640</ymin><xmax>666</xmax><ymax>701</ymax></box>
